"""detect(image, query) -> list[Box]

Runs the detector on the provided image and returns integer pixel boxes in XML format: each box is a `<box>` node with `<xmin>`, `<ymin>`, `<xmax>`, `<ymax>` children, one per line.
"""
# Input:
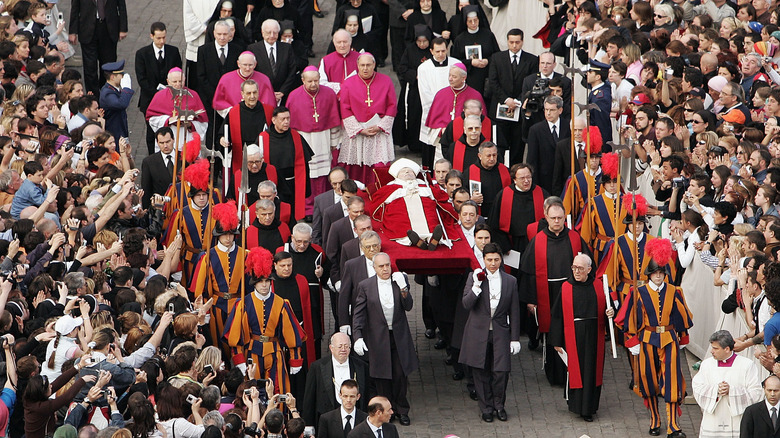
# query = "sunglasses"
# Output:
<box><xmin>692</xmin><ymin>119</ymin><xmax>704</xmax><ymax>124</ymax></box>
<box><xmin>654</xmin><ymin>14</ymin><xmax>666</xmax><ymax>18</ymax></box>
<box><xmin>683</xmin><ymin>108</ymin><xmax>693</xmax><ymax>112</ymax></box>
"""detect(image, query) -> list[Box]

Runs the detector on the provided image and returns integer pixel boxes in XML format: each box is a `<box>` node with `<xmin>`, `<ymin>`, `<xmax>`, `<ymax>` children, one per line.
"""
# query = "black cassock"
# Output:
<box><xmin>451</xmin><ymin>26</ymin><xmax>499</xmax><ymax>95</ymax></box>
<box><xmin>549</xmin><ymin>276</ymin><xmax>603</xmax><ymax>417</ymax></box>
<box><xmin>393</xmin><ymin>37</ymin><xmax>431</xmax><ymax>151</ymax></box>
<box><xmin>287</xmin><ymin>244</ymin><xmax>327</xmax><ymax>360</ymax></box>
<box><xmin>251</xmin><ymin>218</ymin><xmax>287</xmax><ymax>253</ymax></box>
<box><xmin>272</xmin><ymin>274</ymin><xmax>309</xmax><ymax>402</ymax></box>
<box><xmin>488</xmin><ymin>184</ymin><xmax>549</xmax><ymax>254</ymax></box>
<box><xmin>462</xmin><ymin>162</ymin><xmax>505</xmax><ymax>219</ymax></box>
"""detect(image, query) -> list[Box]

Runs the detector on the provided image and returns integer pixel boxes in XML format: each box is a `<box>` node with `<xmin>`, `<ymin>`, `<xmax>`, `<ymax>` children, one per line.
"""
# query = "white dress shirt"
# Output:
<box><xmin>365</xmin><ymin>257</ymin><xmax>376</xmax><ymax>277</ymax></box>
<box><xmin>461</xmin><ymin>224</ymin><xmax>475</xmax><ymax>247</ymax></box>
<box><xmin>377</xmin><ymin>278</ymin><xmax>394</xmax><ymax>329</ymax></box>
<box><xmin>264</xmin><ymin>41</ymin><xmax>277</xmax><ymax>60</ymax></box>
<box><xmin>214</xmin><ymin>41</ymin><xmax>228</xmax><ymax>57</ymax></box>
<box><xmin>547</xmin><ymin>119</ymin><xmax>560</xmax><ymax>137</ymax></box>
<box><xmin>332</xmin><ymin>356</ymin><xmax>350</xmax><ymax>403</ymax></box>
<box><xmin>341</xmin><ymin>406</ymin><xmax>357</xmax><ymax>430</ymax></box>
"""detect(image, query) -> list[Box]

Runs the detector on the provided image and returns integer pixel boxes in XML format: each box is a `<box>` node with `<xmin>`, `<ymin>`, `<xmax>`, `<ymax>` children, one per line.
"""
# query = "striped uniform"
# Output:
<box><xmin>617</xmin><ymin>280</ymin><xmax>693</xmax><ymax>435</ymax></box>
<box><xmin>562</xmin><ymin>169</ymin><xmax>603</xmax><ymax>223</ymax></box>
<box><xmin>223</xmin><ymin>292</ymin><xmax>306</xmax><ymax>394</ymax></box>
<box><xmin>191</xmin><ymin>244</ymin><xmax>246</xmax><ymax>355</ymax></box>
<box><xmin>579</xmin><ymin>193</ymin><xmax>625</xmax><ymax>265</ymax></box>
<box><xmin>167</xmin><ymin>203</ymin><xmax>214</xmax><ymax>287</ymax></box>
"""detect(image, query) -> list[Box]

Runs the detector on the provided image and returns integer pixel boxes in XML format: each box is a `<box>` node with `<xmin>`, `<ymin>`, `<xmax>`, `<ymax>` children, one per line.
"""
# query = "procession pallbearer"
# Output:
<box><xmin>460</xmin><ymin>242</ymin><xmax>521</xmax><ymax>423</ymax></box>
<box><xmin>287</xmin><ymin>67</ymin><xmax>342</xmax><ymax>206</ymax></box>
<box><xmin>223</xmin><ymin>247</ymin><xmax>307</xmax><ymax>395</ymax></box>
<box><xmin>191</xmin><ymin>201</ymin><xmax>247</xmax><ymax>356</ymax></box>
<box><xmin>338</xmin><ymin>52</ymin><xmax>397</xmax><ymax>186</ymax></box>
<box><xmin>616</xmin><ymin>238</ymin><xmax>693</xmax><ymax>438</ymax></box>
<box><xmin>549</xmin><ymin>253</ymin><xmax>613</xmax><ymax>422</ymax></box>
<box><xmin>519</xmin><ymin>197</ymin><xmax>588</xmax><ymax>385</ymax></box>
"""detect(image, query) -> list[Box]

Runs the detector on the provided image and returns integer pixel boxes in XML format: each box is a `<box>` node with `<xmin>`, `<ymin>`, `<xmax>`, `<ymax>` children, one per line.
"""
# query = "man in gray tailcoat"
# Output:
<box><xmin>460</xmin><ymin>242</ymin><xmax>522</xmax><ymax>423</ymax></box>
<box><xmin>352</xmin><ymin>252</ymin><xmax>419</xmax><ymax>427</ymax></box>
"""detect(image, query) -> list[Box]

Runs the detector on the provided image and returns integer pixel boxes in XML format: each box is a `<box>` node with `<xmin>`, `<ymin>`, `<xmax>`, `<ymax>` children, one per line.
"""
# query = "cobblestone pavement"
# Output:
<box><xmin>57</xmin><ymin>0</ymin><xmax>704</xmax><ymax>435</ymax></box>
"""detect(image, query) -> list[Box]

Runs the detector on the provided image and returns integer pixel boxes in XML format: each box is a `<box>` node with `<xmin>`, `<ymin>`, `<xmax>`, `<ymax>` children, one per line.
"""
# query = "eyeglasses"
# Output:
<box><xmin>654</xmin><ymin>14</ymin><xmax>666</xmax><ymax>18</ymax></box>
<box><xmin>571</xmin><ymin>265</ymin><xmax>589</xmax><ymax>271</ymax></box>
<box><xmin>362</xmin><ymin>243</ymin><xmax>381</xmax><ymax>250</ymax></box>
<box><xmin>247</xmin><ymin>160</ymin><xmax>262</xmax><ymax>165</ymax></box>
<box><xmin>683</xmin><ymin>108</ymin><xmax>693</xmax><ymax>112</ymax></box>
<box><xmin>692</xmin><ymin>119</ymin><xmax>704</xmax><ymax>124</ymax></box>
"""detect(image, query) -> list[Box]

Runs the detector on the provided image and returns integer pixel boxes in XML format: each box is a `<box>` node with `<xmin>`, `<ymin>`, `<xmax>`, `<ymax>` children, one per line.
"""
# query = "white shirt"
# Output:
<box><xmin>215</xmin><ymin>41</ymin><xmax>228</xmax><ymax>57</ymax></box>
<box><xmin>367</xmin><ymin>421</ymin><xmax>383</xmax><ymax>438</ymax></box>
<box><xmin>254</xmin><ymin>291</ymin><xmax>272</xmax><ymax>301</ymax></box>
<box><xmin>547</xmin><ymin>119</ymin><xmax>561</xmax><ymax>136</ymax></box>
<box><xmin>767</xmin><ymin>400</ymin><xmax>780</xmax><ymax>419</ymax></box>
<box><xmin>509</xmin><ymin>50</ymin><xmax>522</xmax><ymax>64</ymax></box>
<box><xmin>153</xmin><ymin>43</ymin><xmax>166</xmax><ymax>60</ymax></box>
<box><xmin>487</xmin><ymin>270</ymin><xmax>502</xmax><ymax>313</ymax></box>
<box><xmin>365</xmin><ymin>257</ymin><xmax>376</xmax><ymax>277</ymax></box>
<box><xmin>264</xmin><ymin>41</ymin><xmax>277</xmax><ymax>59</ymax></box>
<box><xmin>217</xmin><ymin>241</ymin><xmax>235</xmax><ymax>253</ymax></box>
<box><xmin>377</xmin><ymin>278</ymin><xmax>394</xmax><ymax>328</ymax></box>
<box><xmin>647</xmin><ymin>280</ymin><xmax>665</xmax><ymax>293</ymax></box>
<box><xmin>341</xmin><ymin>406</ymin><xmax>356</xmax><ymax>429</ymax></box>
<box><xmin>333</xmin><ymin>190</ymin><xmax>341</xmax><ymax>204</ymax></box>
<box><xmin>162</xmin><ymin>153</ymin><xmax>174</xmax><ymax>167</ymax></box>
<box><xmin>461</xmin><ymin>224</ymin><xmax>475</xmax><ymax>247</ymax></box>
<box><xmin>332</xmin><ymin>356</ymin><xmax>350</xmax><ymax>403</ymax></box>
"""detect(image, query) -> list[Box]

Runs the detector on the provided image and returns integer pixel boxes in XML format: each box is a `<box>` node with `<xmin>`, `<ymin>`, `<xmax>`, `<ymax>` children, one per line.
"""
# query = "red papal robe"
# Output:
<box><xmin>368</xmin><ymin>179</ymin><xmax>457</xmax><ymax>245</ymax></box>
<box><xmin>338</xmin><ymin>72</ymin><xmax>397</xmax><ymax>185</ymax></box>
<box><xmin>146</xmin><ymin>86</ymin><xmax>209</xmax><ymax>143</ymax></box>
<box><xmin>212</xmin><ymin>70</ymin><xmax>277</xmax><ymax>117</ymax></box>
<box><xmin>424</xmin><ymin>85</ymin><xmax>486</xmax><ymax>144</ymax></box>
<box><xmin>318</xmin><ymin>50</ymin><xmax>360</xmax><ymax>94</ymax></box>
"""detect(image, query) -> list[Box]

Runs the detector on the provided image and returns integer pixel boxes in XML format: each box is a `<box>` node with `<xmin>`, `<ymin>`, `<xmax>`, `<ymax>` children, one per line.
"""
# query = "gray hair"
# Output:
<box><xmin>464</xmin><ymin>114</ymin><xmax>481</xmax><ymax>126</ymax></box>
<box><xmin>96</xmin><ymin>428</ymin><xmax>119</xmax><ymax>438</ymax></box>
<box><xmin>200</xmin><ymin>385</ymin><xmax>221</xmax><ymax>410</ymax></box>
<box><xmin>203</xmin><ymin>410</ymin><xmax>225</xmax><ymax>429</ymax></box>
<box><xmin>258</xmin><ymin>180</ymin><xmax>277</xmax><ymax>194</ymax></box>
<box><xmin>64</xmin><ymin>272</ymin><xmax>86</xmax><ymax>295</ymax></box>
<box><xmin>292</xmin><ymin>222</ymin><xmax>313</xmax><ymax>236</ymax></box>
<box><xmin>434</xmin><ymin>158</ymin><xmax>452</xmax><ymax>170</ymax></box>
<box><xmin>214</xmin><ymin>19</ymin><xmax>231</xmax><ymax>31</ymax></box>
<box><xmin>725</xmin><ymin>82</ymin><xmax>745</xmax><ymax>103</ymax></box>
<box><xmin>0</xmin><ymin>169</ymin><xmax>16</xmax><ymax>191</ymax></box>
<box><xmin>709</xmin><ymin>330</ymin><xmax>735</xmax><ymax>350</ymax></box>
<box><xmin>544</xmin><ymin>95</ymin><xmax>564</xmax><ymax>109</ymax></box>
<box><xmin>544</xmin><ymin>196</ymin><xmax>564</xmax><ymax>213</ymax></box>
<box><xmin>573</xmin><ymin>253</ymin><xmax>592</xmax><ymax>267</ymax></box>
<box><xmin>256</xmin><ymin>199</ymin><xmax>276</xmax><ymax>212</ymax></box>
<box><xmin>360</xmin><ymin>230</ymin><xmax>380</xmax><ymax>243</ymax></box>
<box><xmin>478</xmin><ymin>141</ymin><xmax>497</xmax><ymax>153</ymax></box>
<box><xmin>261</xmin><ymin>19</ymin><xmax>281</xmax><ymax>33</ymax></box>
<box><xmin>463</xmin><ymin>99</ymin><xmax>483</xmax><ymax>111</ymax></box>
<box><xmin>372</xmin><ymin>252</ymin><xmax>390</xmax><ymax>264</ymax></box>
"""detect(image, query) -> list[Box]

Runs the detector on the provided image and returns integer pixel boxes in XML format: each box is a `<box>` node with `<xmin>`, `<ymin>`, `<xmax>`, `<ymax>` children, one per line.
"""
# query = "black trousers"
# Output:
<box><xmin>145</xmin><ymin>118</ymin><xmax>157</xmax><ymax>156</ymax></box>
<box><xmin>186</xmin><ymin>60</ymin><xmax>199</xmax><ymax>92</ymax></box>
<box><xmin>81</xmin><ymin>20</ymin><xmax>118</xmax><ymax>95</ymax></box>
<box><xmin>421</xmin><ymin>283</ymin><xmax>437</xmax><ymax>331</ymax></box>
<box><xmin>373</xmin><ymin>333</ymin><xmax>410</xmax><ymax>415</ymax></box>
<box><xmin>329</xmin><ymin>289</ymin><xmax>340</xmax><ymax>329</ymax></box>
<box><xmin>389</xmin><ymin>26</ymin><xmax>406</xmax><ymax>72</ymax></box>
<box><xmin>496</xmin><ymin>118</ymin><xmax>525</xmax><ymax>165</ymax></box>
<box><xmin>471</xmin><ymin>332</ymin><xmax>509</xmax><ymax>414</ymax></box>
<box><xmin>376</xmin><ymin>1</ymin><xmax>389</xmax><ymax>61</ymax></box>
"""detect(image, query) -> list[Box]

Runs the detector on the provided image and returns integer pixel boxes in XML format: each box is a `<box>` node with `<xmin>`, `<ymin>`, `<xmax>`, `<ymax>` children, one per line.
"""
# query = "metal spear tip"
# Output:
<box><xmin>561</xmin><ymin>64</ymin><xmax>585</xmax><ymax>77</ymax></box>
<box><xmin>573</xmin><ymin>102</ymin><xmax>601</xmax><ymax>114</ymax></box>
<box><xmin>606</xmin><ymin>141</ymin><xmax>630</xmax><ymax>152</ymax></box>
<box><xmin>200</xmin><ymin>145</ymin><xmax>225</xmax><ymax>160</ymax></box>
<box><xmin>170</xmin><ymin>87</ymin><xmax>193</xmax><ymax>99</ymax></box>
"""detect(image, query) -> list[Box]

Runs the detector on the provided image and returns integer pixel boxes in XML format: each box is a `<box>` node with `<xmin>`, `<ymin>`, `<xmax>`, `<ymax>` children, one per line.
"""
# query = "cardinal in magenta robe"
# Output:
<box><xmin>338</xmin><ymin>53</ymin><xmax>397</xmax><ymax>186</ymax></box>
<box><xmin>146</xmin><ymin>68</ymin><xmax>209</xmax><ymax>144</ymax></box>
<box><xmin>287</xmin><ymin>66</ymin><xmax>342</xmax><ymax>212</ymax></box>
<box><xmin>212</xmin><ymin>51</ymin><xmax>277</xmax><ymax>117</ymax></box>
<box><xmin>424</xmin><ymin>63</ymin><xmax>485</xmax><ymax>145</ymax></box>
<box><xmin>319</xmin><ymin>29</ymin><xmax>360</xmax><ymax>94</ymax></box>
<box><xmin>368</xmin><ymin>158</ymin><xmax>457</xmax><ymax>248</ymax></box>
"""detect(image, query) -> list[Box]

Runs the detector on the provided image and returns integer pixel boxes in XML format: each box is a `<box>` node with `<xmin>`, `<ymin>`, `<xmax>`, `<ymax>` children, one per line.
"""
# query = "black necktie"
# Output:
<box><xmin>344</xmin><ymin>415</ymin><xmax>352</xmax><ymax>436</ymax></box>
<box><xmin>376</xmin><ymin>428</ymin><xmax>382</xmax><ymax>438</ymax></box>
<box><xmin>552</xmin><ymin>125</ymin><xmax>558</xmax><ymax>143</ymax></box>
<box><xmin>158</xmin><ymin>49</ymin><xmax>163</xmax><ymax>62</ymax></box>
<box><xmin>269</xmin><ymin>47</ymin><xmax>276</xmax><ymax>73</ymax></box>
<box><xmin>219</xmin><ymin>47</ymin><xmax>226</xmax><ymax>65</ymax></box>
<box><xmin>166</xmin><ymin>156</ymin><xmax>173</xmax><ymax>176</ymax></box>
<box><xmin>773</xmin><ymin>407</ymin><xmax>778</xmax><ymax>429</ymax></box>
<box><xmin>576</xmin><ymin>143</ymin><xmax>585</xmax><ymax>170</ymax></box>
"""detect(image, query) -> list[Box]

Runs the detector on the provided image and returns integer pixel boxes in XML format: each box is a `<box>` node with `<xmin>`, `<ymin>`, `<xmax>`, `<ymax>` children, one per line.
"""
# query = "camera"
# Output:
<box><xmin>672</xmin><ymin>177</ymin><xmax>686</xmax><ymax>189</ymax></box>
<box><xmin>304</xmin><ymin>426</ymin><xmax>315</xmax><ymax>437</ymax></box>
<box><xmin>161</xmin><ymin>196</ymin><xmax>171</xmax><ymax>202</ymax></box>
<box><xmin>204</xmin><ymin>364</ymin><xmax>214</xmax><ymax>375</ymax></box>
<box><xmin>524</xmin><ymin>78</ymin><xmax>550</xmax><ymax>115</ymax></box>
<box><xmin>243</xmin><ymin>423</ymin><xmax>262</xmax><ymax>437</ymax></box>
<box><xmin>244</xmin><ymin>388</ymin><xmax>252</xmax><ymax>396</ymax></box>
<box><xmin>278</xmin><ymin>395</ymin><xmax>287</xmax><ymax>403</ymax></box>
<box><xmin>257</xmin><ymin>378</ymin><xmax>268</xmax><ymax>386</ymax></box>
<box><xmin>168</xmin><ymin>303</ymin><xmax>175</xmax><ymax>313</ymax></box>
<box><xmin>186</xmin><ymin>394</ymin><xmax>197</xmax><ymax>404</ymax></box>
<box><xmin>246</xmin><ymin>357</ymin><xmax>253</xmax><ymax>366</ymax></box>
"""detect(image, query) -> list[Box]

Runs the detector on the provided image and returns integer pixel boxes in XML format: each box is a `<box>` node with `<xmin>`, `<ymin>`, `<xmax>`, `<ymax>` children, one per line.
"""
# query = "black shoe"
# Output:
<box><xmin>452</xmin><ymin>371</ymin><xmax>464</xmax><ymax>380</ymax></box>
<box><xmin>445</xmin><ymin>355</ymin><xmax>454</xmax><ymax>365</ymax></box>
<box><xmin>434</xmin><ymin>339</ymin><xmax>447</xmax><ymax>350</ymax></box>
<box><xmin>424</xmin><ymin>328</ymin><xmax>436</xmax><ymax>339</ymax></box>
<box><xmin>469</xmin><ymin>389</ymin><xmax>478</xmax><ymax>400</ymax></box>
<box><xmin>629</xmin><ymin>380</ymin><xmax>635</xmax><ymax>390</ymax></box>
<box><xmin>407</xmin><ymin>230</ymin><xmax>427</xmax><ymax>250</ymax></box>
<box><xmin>481</xmin><ymin>413</ymin><xmax>493</xmax><ymax>422</ymax></box>
<box><xmin>583</xmin><ymin>415</ymin><xmax>593</xmax><ymax>422</ymax></box>
<box><xmin>397</xmin><ymin>414</ymin><xmax>410</xmax><ymax>426</ymax></box>
<box><xmin>528</xmin><ymin>338</ymin><xmax>539</xmax><ymax>351</ymax></box>
<box><xmin>496</xmin><ymin>409</ymin><xmax>508</xmax><ymax>421</ymax></box>
<box><xmin>428</xmin><ymin>224</ymin><xmax>443</xmax><ymax>251</ymax></box>
<box><xmin>649</xmin><ymin>427</ymin><xmax>661</xmax><ymax>436</ymax></box>
<box><xmin>667</xmin><ymin>432</ymin><xmax>686</xmax><ymax>438</ymax></box>
<box><xmin>313</xmin><ymin>11</ymin><xmax>325</xmax><ymax>17</ymax></box>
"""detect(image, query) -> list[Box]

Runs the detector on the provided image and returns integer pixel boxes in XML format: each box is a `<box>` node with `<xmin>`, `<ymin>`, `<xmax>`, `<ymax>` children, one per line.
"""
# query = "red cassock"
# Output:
<box><xmin>368</xmin><ymin>180</ymin><xmax>456</xmax><ymax>240</ymax></box>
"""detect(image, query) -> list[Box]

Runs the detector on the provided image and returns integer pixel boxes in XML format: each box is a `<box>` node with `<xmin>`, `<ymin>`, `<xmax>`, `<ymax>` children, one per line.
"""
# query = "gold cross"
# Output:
<box><xmin>313</xmin><ymin>111</ymin><xmax>320</xmax><ymax>122</ymax></box>
<box><xmin>365</xmin><ymin>94</ymin><xmax>373</xmax><ymax>107</ymax></box>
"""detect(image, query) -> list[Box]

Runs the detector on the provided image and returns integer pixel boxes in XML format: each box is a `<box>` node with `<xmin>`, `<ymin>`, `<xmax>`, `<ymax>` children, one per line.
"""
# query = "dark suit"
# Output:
<box><xmin>69</xmin><ymin>0</ymin><xmax>128</xmax><ymax>95</ymax></box>
<box><xmin>140</xmin><ymin>152</ymin><xmax>177</xmax><ymax>208</ymax></box>
<box><xmin>353</xmin><ymin>276</ymin><xmax>418</xmax><ymax>415</ymax></box>
<box><xmin>322</xmin><ymin>201</ymin><xmax>346</xmax><ymax>252</ymax></box>
<box><xmin>313</xmin><ymin>189</ymin><xmax>339</xmax><ymax>245</ymax></box>
<box><xmin>247</xmin><ymin>41</ymin><xmax>299</xmax><ymax>98</ymax></box>
<box><xmin>326</xmin><ymin>216</ymin><xmax>354</xmax><ymax>284</ymax></box>
<box><xmin>521</xmin><ymin>72</ymin><xmax>573</xmax><ymax>138</ymax></box>
<box><xmin>339</xmin><ymin>239</ymin><xmax>361</xmax><ymax>276</ymax></box>
<box><xmin>551</xmin><ymin>137</ymin><xmax>584</xmax><ymax>197</ymax></box>
<box><xmin>339</xmin><ymin>255</ymin><xmax>370</xmax><ymax>327</ymax></box>
<box><xmin>347</xmin><ymin>420</ymin><xmax>399</xmax><ymax>438</ymax></box>
<box><xmin>460</xmin><ymin>270</ymin><xmax>520</xmax><ymax>415</ymax></box>
<box><xmin>488</xmin><ymin>50</ymin><xmax>538</xmax><ymax>164</ymax></box>
<box><xmin>318</xmin><ymin>408</ymin><xmax>368</xmax><ymax>438</ymax></box>
<box><xmin>135</xmin><ymin>43</ymin><xmax>182</xmax><ymax>154</ymax></box>
<box><xmin>526</xmin><ymin>117</ymin><xmax>571</xmax><ymax>194</ymax></box>
<box><xmin>195</xmin><ymin>41</ymin><xmax>240</xmax><ymax>115</ymax></box>
<box><xmin>303</xmin><ymin>353</ymin><xmax>369</xmax><ymax>426</ymax></box>
<box><xmin>740</xmin><ymin>400</ymin><xmax>780</xmax><ymax>438</ymax></box>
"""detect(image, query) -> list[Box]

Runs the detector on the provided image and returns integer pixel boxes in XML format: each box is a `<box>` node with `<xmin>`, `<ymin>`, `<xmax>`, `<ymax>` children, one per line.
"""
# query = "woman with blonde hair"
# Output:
<box><xmin>11</xmin><ymin>82</ymin><xmax>34</xmax><ymax>102</ymax></box>
<box><xmin>10</xmin><ymin>34</ymin><xmax>29</xmax><ymax>61</ymax></box>
<box><xmin>0</xmin><ymin>16</ymin><xmax>18</xmax><ymax>41</ymax></box>
<box><xmin>194</xmin><ymin>346</ymin><xmax>222</xmax><ymax>381</ymax></box>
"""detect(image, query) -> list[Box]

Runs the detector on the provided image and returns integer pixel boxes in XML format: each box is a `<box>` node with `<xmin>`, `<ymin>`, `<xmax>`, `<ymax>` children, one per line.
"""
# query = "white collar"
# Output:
<box><xmin>540</xmin><ymin>72</ymin><xmax>555</xmax><ymax>80</ymax></box>
<box><xmin>215</xmin><ymin>41</ymin><xmax>227</xmax><ymax>51</ymax></box>
<box><xmin>547</xmin><ymin>119</ymin><xmax>560</xmax><ymax>131</ymax></box>
<box><xmin>718</xmin><ymin>352</ymin><xmax>735</xmax><ymax>364</ymax></box>
<box><xmin>341</xmin><ymin>406</ymin><xmax>356</xmax><ymax>420</ymax></box>
<box><xmin>626</xmin><ymin>232</ymin><xmax>644</xmax><ymax>242</ymax></box>
<box><xmin>190</xmin><ymin>200</ymin><xmax>205</xmax><ymax>211</ymax></box>
<box><xmin>264</xmin><ymin>41</ymin><xmax>277</xmax><ymax>51</ymax></box>
<box><xmin>153</xmin><ymin>43</ymin><xmax>165</xmax><ymax>53</ymax></box>
<box><xmin>591</xmin><ymin>81</ymin><xmax>604</xmax><ymax>90</ymax></box>
<box><xmin>217</xmin><ymin>241</ymin><xmax>235</xmax><ymax>253</ymax></box>
<box><xmin>253</xmin><ymin>290</ymin><xmax>272</xmax><ymax>301</ymax></box>
<box><xmin>460</xmin><ymin>223</ymin><xmax>475</xmax><ymax>233</ymax></box>
<box><xmin>648</xmin><ymin>280</ymin><xmax>665</xmax><ymax>292</ymax></box>
<box><xmin>510</xmin><ymin>50</ymin><xmax>522</xmax><ymax>58</ymax></box>
<box><xmin>486</xmin><ymin>269</ymin><xmax>500</xmax><ymax>280</ymax></box>
<box><xmin>332</xmin><ymin>355</ymin><xmax>349</xmax><ymax>369</ymax></box>
<box><xmin>604</xmin><ymin>191</ymin><xmax>617</xmax><ymax>199</ymax></box>
<box><xmin>377</xmin><ymin>277</ymin><xmax>392</xmax><ymax>286</ymax></box>
<box><xmin>467</xmin><ymin>28</ymin><xmax>479</xmax><ymax>34</ymax></box>
<box><xmin>767</xmin><ymin>399</ymin><xmax>780</xmax><ymax>411</ymax></box>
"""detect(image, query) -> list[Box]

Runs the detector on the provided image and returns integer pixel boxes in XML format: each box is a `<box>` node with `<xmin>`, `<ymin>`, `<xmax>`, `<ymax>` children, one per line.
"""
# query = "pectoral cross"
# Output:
<box><xmin>365</xmin><ymin>94</ymin><xmax>373</xmax><ymax>107</ymax></box>
<box><xmin>313</xmin><ymin>111</ymin><xmax>320</xmax><ymax>122</ymax></box>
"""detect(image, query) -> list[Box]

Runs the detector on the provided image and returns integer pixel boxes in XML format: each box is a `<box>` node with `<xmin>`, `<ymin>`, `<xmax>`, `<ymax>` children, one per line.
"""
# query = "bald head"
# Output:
<box><xmin>167</xmin><ymin>70</ymin><xmax>183</xmax><ymax>89</ymax></box>
<box><xmin>333</xmin><ymin>29</ymin><xmax>352</xmax><ymax>55</ymax></box>
<box><xmin>238</xmin><ymin>52</ymin><xmax>257</xmax><ymax>65</ymax></box>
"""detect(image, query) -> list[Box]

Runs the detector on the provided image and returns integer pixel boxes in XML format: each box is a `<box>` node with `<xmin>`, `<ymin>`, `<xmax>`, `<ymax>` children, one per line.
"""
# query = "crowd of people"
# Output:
<box><xmin>7</xmin><ymin>0</ymin><xmax>780</xmax><ymax>436</ymax></box>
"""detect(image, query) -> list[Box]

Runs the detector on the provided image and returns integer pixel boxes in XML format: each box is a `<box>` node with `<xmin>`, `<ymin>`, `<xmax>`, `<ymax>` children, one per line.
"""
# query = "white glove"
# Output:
<box><xmin>392</xmin><ymin>272</ymin><xmax>408</xmax><ymax>289</ymax></box>
<box><xmin>679</xmin><ymin>343</ymin><xmax>686</xmax><ymax>350</ymax></box>
<box><xmin>334</xmin><ymin>280</ymin><xmax>341</xmax><ymax>292</ymax></box>
<box><xmin>510</xmin><ymin>341</ymin><xmax>521</xmax><ymax>355</ymax></box>
<box><xmin>156</xmin><ymin>83</ymin><xmax>166</xmax><ymax>90</ymax></box>
<box><xmin>120</xmin><ymin>73</ymin><xmax>132</xmax><ymax>89</ymax></box>
<box><xmin>339</xmin><ymin>325</ymin><xmax>351</xmax><ymax>335</ymax></box>
<box><xmin>471</xmin><ymin>269</ymin><xmax>483</xmax><ymax>295</ymax></box>
<box><xmin>629</xmin><ymin>344</ymin><xmax>641</xmax><ymax>356</ymax></box>
<box><xmin>290</xmin><ymin>366</ymin><xmax>302</xmax><ymax>374</ymax></box>
<box><xmin>354</xmin><ymin>338</ymin><xmax>368</xmax><ymax>356</ymax></box>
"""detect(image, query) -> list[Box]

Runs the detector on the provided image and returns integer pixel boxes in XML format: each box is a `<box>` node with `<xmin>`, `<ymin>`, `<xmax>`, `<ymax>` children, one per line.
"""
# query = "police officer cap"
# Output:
<box><xmin>588</xmin><ymin>59</ymin><xmax>609</xmax><ymax>72</ymax></box>
<box><xmin>101</xmin><ymin>60</ymin><xmax>125</xmax><ymax>74</ymax></box>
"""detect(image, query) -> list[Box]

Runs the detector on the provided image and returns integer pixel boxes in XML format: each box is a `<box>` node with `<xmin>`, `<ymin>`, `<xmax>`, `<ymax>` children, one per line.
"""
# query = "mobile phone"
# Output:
<box><xmin>186</xmin><ymin>394</ymin><xmax>197</xmax><ymax>404</ymax></box>
<box><xmin>257</xmin><ymin>378</ymin><xmax>268</xmax><ymax>386</ymax></box>
<box><xmin>303</xmin><ymin>426</ymin><xmax>315</xmax><ymax>438</ymax></box>
<box><xmin>168</xmin><ymin>303</ymin><xmax>175</xmax><ymax>313</ymax></box>
<box><xmin>278</xmin><ymin>395</ymin><xmax>287</xmax><ymax>403</ymax></box>
<box><xmin>244</xmin><ymin>388</ymin><xmax>252</xmax><ymax>396</ymax></box>
<box><xmin>58</xmin><ymin>12</ymin><xmax>63</xmax><ymax>22</ymax></box>
<box><xmin>204</xmin><ymin>364</ymin><xmax>214</xmax><ymax>375</ymax></box>
<box><xmin>45</xmin><ymin>14</ymin><xmax>51</xmax><ymax>23</ymax></box>
<box><xmin>246</xmin><ymin>357</ymin><xmax>253</xmax><ymax>366</ymax></box>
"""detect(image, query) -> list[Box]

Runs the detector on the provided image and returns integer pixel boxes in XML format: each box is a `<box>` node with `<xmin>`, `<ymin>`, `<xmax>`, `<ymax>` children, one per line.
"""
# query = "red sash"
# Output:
<box><xmin>260</xmin><ymin>130</ymin><xmax>307</xmax><ymax>220</ymax></box>
<box><xmin>499</xmin><ymin>185</ymin><xmax>544</xmax><ymax>235</ymax></box>
<box><xmin>294</xmin><ymin>274</ymin><xmax>317</xmax><ymax>366</ymax></box>
<box><xmin>227</xmin><ymin>103</ymin><xmax>273</xmax><ymax>174</ymax></box>
<box><xmin>561</xmin><ymin>280</ymin><xmax>605</xmax><ymax>388</ymax></box>
<box><xmin>452</xmin><ymin>141</ymin><xmax>468</xmax><ymax>172</ymax></box>
<box><xmin>468</xmin><ymin>163</ymin><xmax>511</xmax><ymax>187</ymax></box>
<box><xmin>234</xmin><ymin>163</ymin><xmax>278</xmax><ymax>202</ymax></box>
<box><xmin>246</xmin><ymin>223</ymin><xmax>291</xmax><ymax>249</ymax></box>
<box><xmin>534</xmin><ymin>230</ymin><xmax>582</xmax><ymax>333</ymax></box>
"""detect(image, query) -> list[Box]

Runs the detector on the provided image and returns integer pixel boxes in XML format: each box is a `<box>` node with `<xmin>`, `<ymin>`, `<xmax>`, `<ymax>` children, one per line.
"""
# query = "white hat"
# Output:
<box><xmin>388</xmin><ymin>158</ymin><xmax>421</xmax><ymax>179</ymax></box>
<box><xmin>54</xmin><ymin>314</ymin><xmax>83</xmax><ymax>335</ymax></box>
<box><xmin>246</xmin><ymin>144</ymin><xmax>262</xmax><ymax>157</ymax></box>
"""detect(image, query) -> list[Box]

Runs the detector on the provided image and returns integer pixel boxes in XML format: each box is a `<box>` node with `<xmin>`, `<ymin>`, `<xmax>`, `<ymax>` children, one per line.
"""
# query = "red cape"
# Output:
<box><xmin>287</xmin><ymin>84</ymin><xmax>342</xmax><ymax>132</ymax></box>
<box><xmin>425</xmin><ymin>85</ymin><xmax>485</xmax><ymax>129</ymax></box>
<box><xmin>146</xmin><ymin>87</ymin><xmax>209</xmax><ymax>124</ymax></box>
<box><xmin>213</xmin><ymin>70</ymin><xmax>277</xmax><ymax>111</ymax></box>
